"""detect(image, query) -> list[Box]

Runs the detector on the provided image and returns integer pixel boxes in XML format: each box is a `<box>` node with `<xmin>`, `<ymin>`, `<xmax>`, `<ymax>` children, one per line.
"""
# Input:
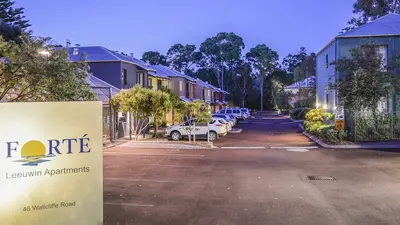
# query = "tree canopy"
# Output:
<box><xmin>141</xmin><ymin>51</ymin><xmax>168</xmax><ymax>66</ymax></box>
<box><xmin>166</xmin><ymin>44</ymin><xmax>202</xmax><ymax>74</ymax></box>
<box><xmin>331</xmin><ymin>46</ymin><xmax>400</xmax><ymax>113</ymax></box>
<box><xmin>0</xmin><ymin>36</ymin><xmax>95</xmax><ymax>102</ymax></box>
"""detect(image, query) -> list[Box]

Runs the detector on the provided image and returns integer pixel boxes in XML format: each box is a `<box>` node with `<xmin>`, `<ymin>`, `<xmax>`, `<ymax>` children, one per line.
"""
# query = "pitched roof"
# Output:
<box><xmin>87</xmin><ymin>75</ymin><xmax>120</xmax><ymax>104</ymax></box>
<box><xmin>67</xmin><ymin>46</ymin><xmax>152</xmax><ymax>70</ymax></box>
<box><xmin>150</xmin><ymin>65</ymin><xmax>197</xmax><ymax>82</ymax></box>
<box><xmin>318</xmin><ymin>14</ymin><xmax>400</xmax><ymax>55</ymax></box>
<box><xmin>196</xmin><ymin>79</ymin><xmax>229</xmax><ymax>94</ymax></box>
<box><xmin>148</xmin><ymin>71</ymin><xmax>170</xmax><ymax>79</ymax></box>
<box><xmin>338</xmin><ymin>14</ymin><xmax>400</xmax><ymax>38</ymax></box>
<box><xmin>285</xmin><ymin>76</ymin><xmax>315</xmax><ymax>89</ymax></box>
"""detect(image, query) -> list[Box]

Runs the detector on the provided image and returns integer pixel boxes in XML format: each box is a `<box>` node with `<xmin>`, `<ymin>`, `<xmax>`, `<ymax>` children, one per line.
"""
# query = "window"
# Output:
<box><xmin>377</xmin><ymin>45</ymin><xmax>388</xmax><ymax>69</ymax></box>
<box><xmin>325</xmin><ymin>54</ymin><xmax>329</xmax><ymax>68</ymax></box>
<box><xmin>218</xmin><ymin>119</ymin><xmax>227</xmax><ymax>124</ymax></box>
<box><xmin>220</xmin><ymin>110</ymin><xmax>226</xmax><ymax>114</ymax></box>
<box><xmin>122</xmin><ymin>69</ymin><xmax>127</xmax><ymax>85</ymax></box>
<box><xmin>233</xmin><ymin>110</ymin><xmax>240</xmax><ymax>114</ymax></box>
<box><xmin>361</xmin><ymin>45</ymin><xmax>388</xmax><ymax>70</ymax></box>
<box><xmin>208</xmin><ymin>90</ymin><xmax>211</xmax><ymax>97</ymax></box>
<box><xmin>179</xmin><ymin>81</ymin><xmax>183</xmax><ymax>91</ymax></box>
<box><xmin>157</xmin><ymin>80</ymin><xmax>162</xmax><ymax>89</ymax></box>
<box><xmin>186</xmin><ymin>82</ymin><xmax>189</xmax><ymax>98</ymax></box>
<box><xmin>149</xmin><ymin>78</ymin><xmax>153</xmax><ymax>88</ymax></box>
<box><xmin>227</xmin><ymin>110</ymin><xmax>233</xmax><ymax>114</ymax></box>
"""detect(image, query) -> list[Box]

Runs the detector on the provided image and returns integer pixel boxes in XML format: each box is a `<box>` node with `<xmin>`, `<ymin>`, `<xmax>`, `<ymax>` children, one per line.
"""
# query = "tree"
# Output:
<box><xmin>232</xmin><ymin>59</ymin><xmax>253</xmax><ymax>107</ymax></box>
<box><xmin>0</xmin><ymin>0</ymin><xmax>30</xmax><ymax>30</ymax></box>
<box><xmin>344</xmin><ymin>0</ymin><xmax>400</xmax><ymax>32</ymax></box>
<box><xmin>275</xmin><ymin>91</ymin><xmax>293</xmax><ymax>113</ymax></box>
<box><xmin>166</xmin><ymin>44</ymin><xmax>202</xmax><ymax>74</ymax></box>
<box><xmin>246</xmin><ymin>44</ymin><xmax>279</xmax><ymax>111</ymax></box>
<box><xmin>0</xmin><ymin>36</ymin><xmax>95</xmax><ymax>102</ymax></box>
<box><xmin>159</xmin><ymin>86</ymin><xmax>184</xmax><ymax>125</ymax></box>
<box><xmin>111</xmin><ymin>85</ymin><xmax>171</xmax><ymax>140</ymax></box>
<box><xmin>0</xmin><ymin>0</ymin><xmax>30</xmax><ymax>41</ymax></box>
<box><xmin>282</xmin><ymin>47</ymin><xmax>307</xmax><ymax>74</ymax></box>
<box><xmin>292</xmin><ymin>53</ymin><xmax>316</xmax><ymax>104</ymax></box>
<box><xmin>141</xmin><ymin>51</ymin><xmax>168</xmax><ymax>66</ymax></box>
<box><xmin>199</xmin><ymin>32</ymin><xmax>245</xmax><ymax>90</ymax></box>
<box><xmin>330</xmin><ymin>46</ymin><xmax>400</xmax><ymax>127</ymax></box>
<box><xmin>176</xmin><ymin>99</ymin><xmax>211</xmax><ymax>142</ymax></box>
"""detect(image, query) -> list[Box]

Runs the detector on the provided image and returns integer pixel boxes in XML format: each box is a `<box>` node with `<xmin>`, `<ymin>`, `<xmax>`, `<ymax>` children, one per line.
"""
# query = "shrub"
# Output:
<box><xmin>298</xmin><ymin>108</ymin><xmax>310</xmax><ymax>120</ymax></box>
<box><xmin>303</xmin><ymin>111</ymin><xmax>347</xmax><ymax>145</ymax></box>
<box><xmin>323</xmin><ymin>129</ymin><xmax>347</xmax><ymax>144</ymax></box>
<box><xmin>291</xmin><ymin>107</ymin><xmax>310</xmax><ymax>120</ymax></box>
<box><xmin>305</xmin><ymin>108</ymin><xmax>324</xmax><ymax>122</ymax></box>
<box><xmin>324</xmin><ymin>112</ymin><xmax>335</xmax><ymax>121</ymax></box>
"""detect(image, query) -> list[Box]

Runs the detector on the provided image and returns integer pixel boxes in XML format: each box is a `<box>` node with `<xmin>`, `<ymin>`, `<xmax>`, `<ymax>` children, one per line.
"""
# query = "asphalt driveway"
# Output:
<box><xmin>103</xmin><ymin>112</ymin><xmax>400</xmax><ymax>225</ymax></box>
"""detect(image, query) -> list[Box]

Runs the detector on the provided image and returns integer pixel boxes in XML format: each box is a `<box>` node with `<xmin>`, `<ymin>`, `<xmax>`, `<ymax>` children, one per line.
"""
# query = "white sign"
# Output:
<box><xmin>0</xmin><ymin>102</ymin><xmax>103</xmax><ymax>225</ymax></box>
<box><xmin>335</xmin><ymin>105</ymin><xmax>345</xmax><ymax>120</ymax></box>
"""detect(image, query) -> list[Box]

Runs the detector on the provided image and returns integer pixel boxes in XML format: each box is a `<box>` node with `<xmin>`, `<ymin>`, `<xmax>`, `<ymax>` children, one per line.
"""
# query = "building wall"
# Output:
<box><xmin>89</xmin><ymin>62</ymin><xmax>122</xmax><ymax>89</ymax></box>
<box><xmin>189</xmin><ymin>84</ymin><xmax>196</xmax><ymax>99</ymax></box>
<box><xmin>170</xmin><ymin>77</ymin><xmax>187</xmax><ymax>96</ymax></box>
<box><xmin>120</xmin><ymin>62</ymin><xmax>149</xmax><ymax>89</ymax></box>
<box><xmin>337</xmin><ymin>36</ymin><xmax>400</xmax><ymax>112</ymax></box>
<box><xmin>316</xmin><ymin>40</ymin><xmax>336</xmax><ymax>112</ymax></box>
<box><xmin>337</xmin><ymin>36</ymin><xmax>400</xmax><ymax>61</ymax></box>
<box><xmin>194</xmin><ymin>81</ymin><xmax>204</xmax><ymax>100</ymax></box>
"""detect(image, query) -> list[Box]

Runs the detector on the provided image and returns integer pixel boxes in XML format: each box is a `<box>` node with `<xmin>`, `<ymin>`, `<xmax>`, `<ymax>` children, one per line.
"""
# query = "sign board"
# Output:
<box><xmin>335</xmin><ymin>105</ymin><xmax>345</xmax><ymax>120</ymax></box>
<box><xmin>335</xmin><ymin>120</ymin><xmax>345</xmax><ymax>130</ymax></box>
<box><xmin>0</xmin><ymin>102</ymin><xmax>103</xmax><ymax>225</ymax></box>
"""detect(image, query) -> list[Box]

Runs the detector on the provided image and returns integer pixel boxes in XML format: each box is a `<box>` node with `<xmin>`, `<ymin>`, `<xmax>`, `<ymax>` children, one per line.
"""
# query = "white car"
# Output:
<box><xmin>213</xmin><ymin>114</ymin><xmax>236</xmax><ymax>127</ymax></box>
<box><xmin>219</xmin><ymin>108</ymin><xmax>245</xmax><ymax>121</ymax></box>
<box><xmin>240</xmin><ymin>108</ymin><xmax>250</xmax><ymax>119</ymax></box>
<box><xmin>167</xmin><ymin>118</ymin><xmax>228</xmax><ymax>141</ymax></box>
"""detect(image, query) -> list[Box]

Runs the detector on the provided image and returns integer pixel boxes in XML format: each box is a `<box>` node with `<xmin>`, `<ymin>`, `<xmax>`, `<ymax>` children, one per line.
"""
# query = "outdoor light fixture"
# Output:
<box><xmin>37</xmin><ymin>49</ymin><xmax>51</xmax><ymax>56</ymax></box>
<box><xmin>333</xmin><ymin>106</ymin><xmax>337</xmax><ymax>110</ymax></box>
<box><xmin>316</xmin><ymin>102</ymin><xmax>319</xmax><ymax>108</ymax></box>
<box><xmin>323</xmin><ymin>104</ymin><xmax>327</xmax><ymax>110</ymax></box>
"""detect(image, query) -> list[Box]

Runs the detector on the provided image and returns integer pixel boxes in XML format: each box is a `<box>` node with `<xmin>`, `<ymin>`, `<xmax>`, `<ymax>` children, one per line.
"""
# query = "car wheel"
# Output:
<box><xmin>171</xmin><ymin>131</ymin><xmax>181</xmax><ymax>141</ymax></box>
<box><xmin>209</xmin><ymin>131</ymin><xmax>218</xmax><ymax>141</ymax></box>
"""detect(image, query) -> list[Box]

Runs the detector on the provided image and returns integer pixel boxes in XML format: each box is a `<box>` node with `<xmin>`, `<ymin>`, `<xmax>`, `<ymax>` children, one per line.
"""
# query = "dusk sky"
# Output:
<box><xmin>17</xmin><ymin>0</ymin><xmax>354</xmax><ymax>59</ymax></box>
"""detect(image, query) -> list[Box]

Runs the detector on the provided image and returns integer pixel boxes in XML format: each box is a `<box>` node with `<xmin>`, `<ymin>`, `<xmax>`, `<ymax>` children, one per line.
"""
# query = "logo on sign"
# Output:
<box><xmin>5</xmin><ymin>134</ymin><xmax>91</xmax><ymax>166</ymax></box>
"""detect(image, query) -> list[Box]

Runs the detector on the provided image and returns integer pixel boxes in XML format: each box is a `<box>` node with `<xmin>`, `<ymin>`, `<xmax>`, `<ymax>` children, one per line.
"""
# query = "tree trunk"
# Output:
<box><xmin>260</xmin><ymin>76</ymin><xmax>264</xmax><ymax>112</ymax></box>
<box><xmin>221</xmin><ymin>64</ymin><xmax>224</xmax><ymax>90</ymax></box>
<box><xmin>129</xmin><ymin>112</ymin><xmax>132</xmax><ymax>140</ymax></box>
<box><xmin>154</xmin><ymin>119</ymin><xmax>158</xmax><ymax>138</ymax></box>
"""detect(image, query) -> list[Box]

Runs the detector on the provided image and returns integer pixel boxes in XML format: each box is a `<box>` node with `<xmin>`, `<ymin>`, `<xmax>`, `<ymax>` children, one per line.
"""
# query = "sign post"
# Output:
<box><xmin>335</xmin><ymin>105</ymin><xmax>345</xmax><ymax>130</ymax></box>
<box><xmin>0</xmin><ymin>102</ymin><xmax>103</xmax><ymax>225</ymax></box>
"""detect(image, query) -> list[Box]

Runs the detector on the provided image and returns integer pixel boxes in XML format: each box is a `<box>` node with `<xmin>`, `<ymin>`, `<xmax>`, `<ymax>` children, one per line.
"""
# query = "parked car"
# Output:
<box><xmin>227</xmin><ymin>114</ymin><xmax>238</xmax><ymax>125</ymax></box>
<box><xmin>214</xmin><ymin>117</ymin><xmax>231</xmax><ymax>131</ymax></box>
<box><xmin>241</xmin><ymin>108</ymin><xmax>250</xmax><ymax>118</ymax></box>
<box><xmin>218</xmin><ymin>108</ymin><xmax>245</xmax><ymax>121</ymax></box>
<box><xmin>212</xmin><ymin>114</ymin><xmax>235</xmax><ymax>127</ymax></box>
<box><xmin>166</xmin><ymin>118</ymin><xmax>227</xmax><ymax>141</ymax></box>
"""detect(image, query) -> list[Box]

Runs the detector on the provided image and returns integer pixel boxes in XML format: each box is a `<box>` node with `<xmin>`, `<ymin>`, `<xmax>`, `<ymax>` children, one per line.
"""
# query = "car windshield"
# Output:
<box><xmin>218</xmin><ymin>119</ymin><xmax>228</xmax><ymax>124</ymax></box>
<box><xmin>241</xmin><ymin>109</ymin><xmax>247</xmax><ymax>112</ymax></box>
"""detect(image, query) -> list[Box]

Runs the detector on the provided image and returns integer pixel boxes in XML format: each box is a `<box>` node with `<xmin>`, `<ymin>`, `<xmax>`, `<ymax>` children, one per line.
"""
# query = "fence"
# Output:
<box><xmin>346</xmin><ymin>110</ymin><xmax>400</xmax><ymax>142</ymax></box>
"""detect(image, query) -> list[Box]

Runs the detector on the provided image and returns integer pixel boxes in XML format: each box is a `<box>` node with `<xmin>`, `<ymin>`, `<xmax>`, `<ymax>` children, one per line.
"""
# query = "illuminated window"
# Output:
<box><xmin>122</xmin><ymin>69</ymin><xmax>127</xmax><ymax>85</ymax></box>
<box><xmin>179</xmin><ymin>81</ymin><xmax>183</xmax><ymax>91</ymax></box>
